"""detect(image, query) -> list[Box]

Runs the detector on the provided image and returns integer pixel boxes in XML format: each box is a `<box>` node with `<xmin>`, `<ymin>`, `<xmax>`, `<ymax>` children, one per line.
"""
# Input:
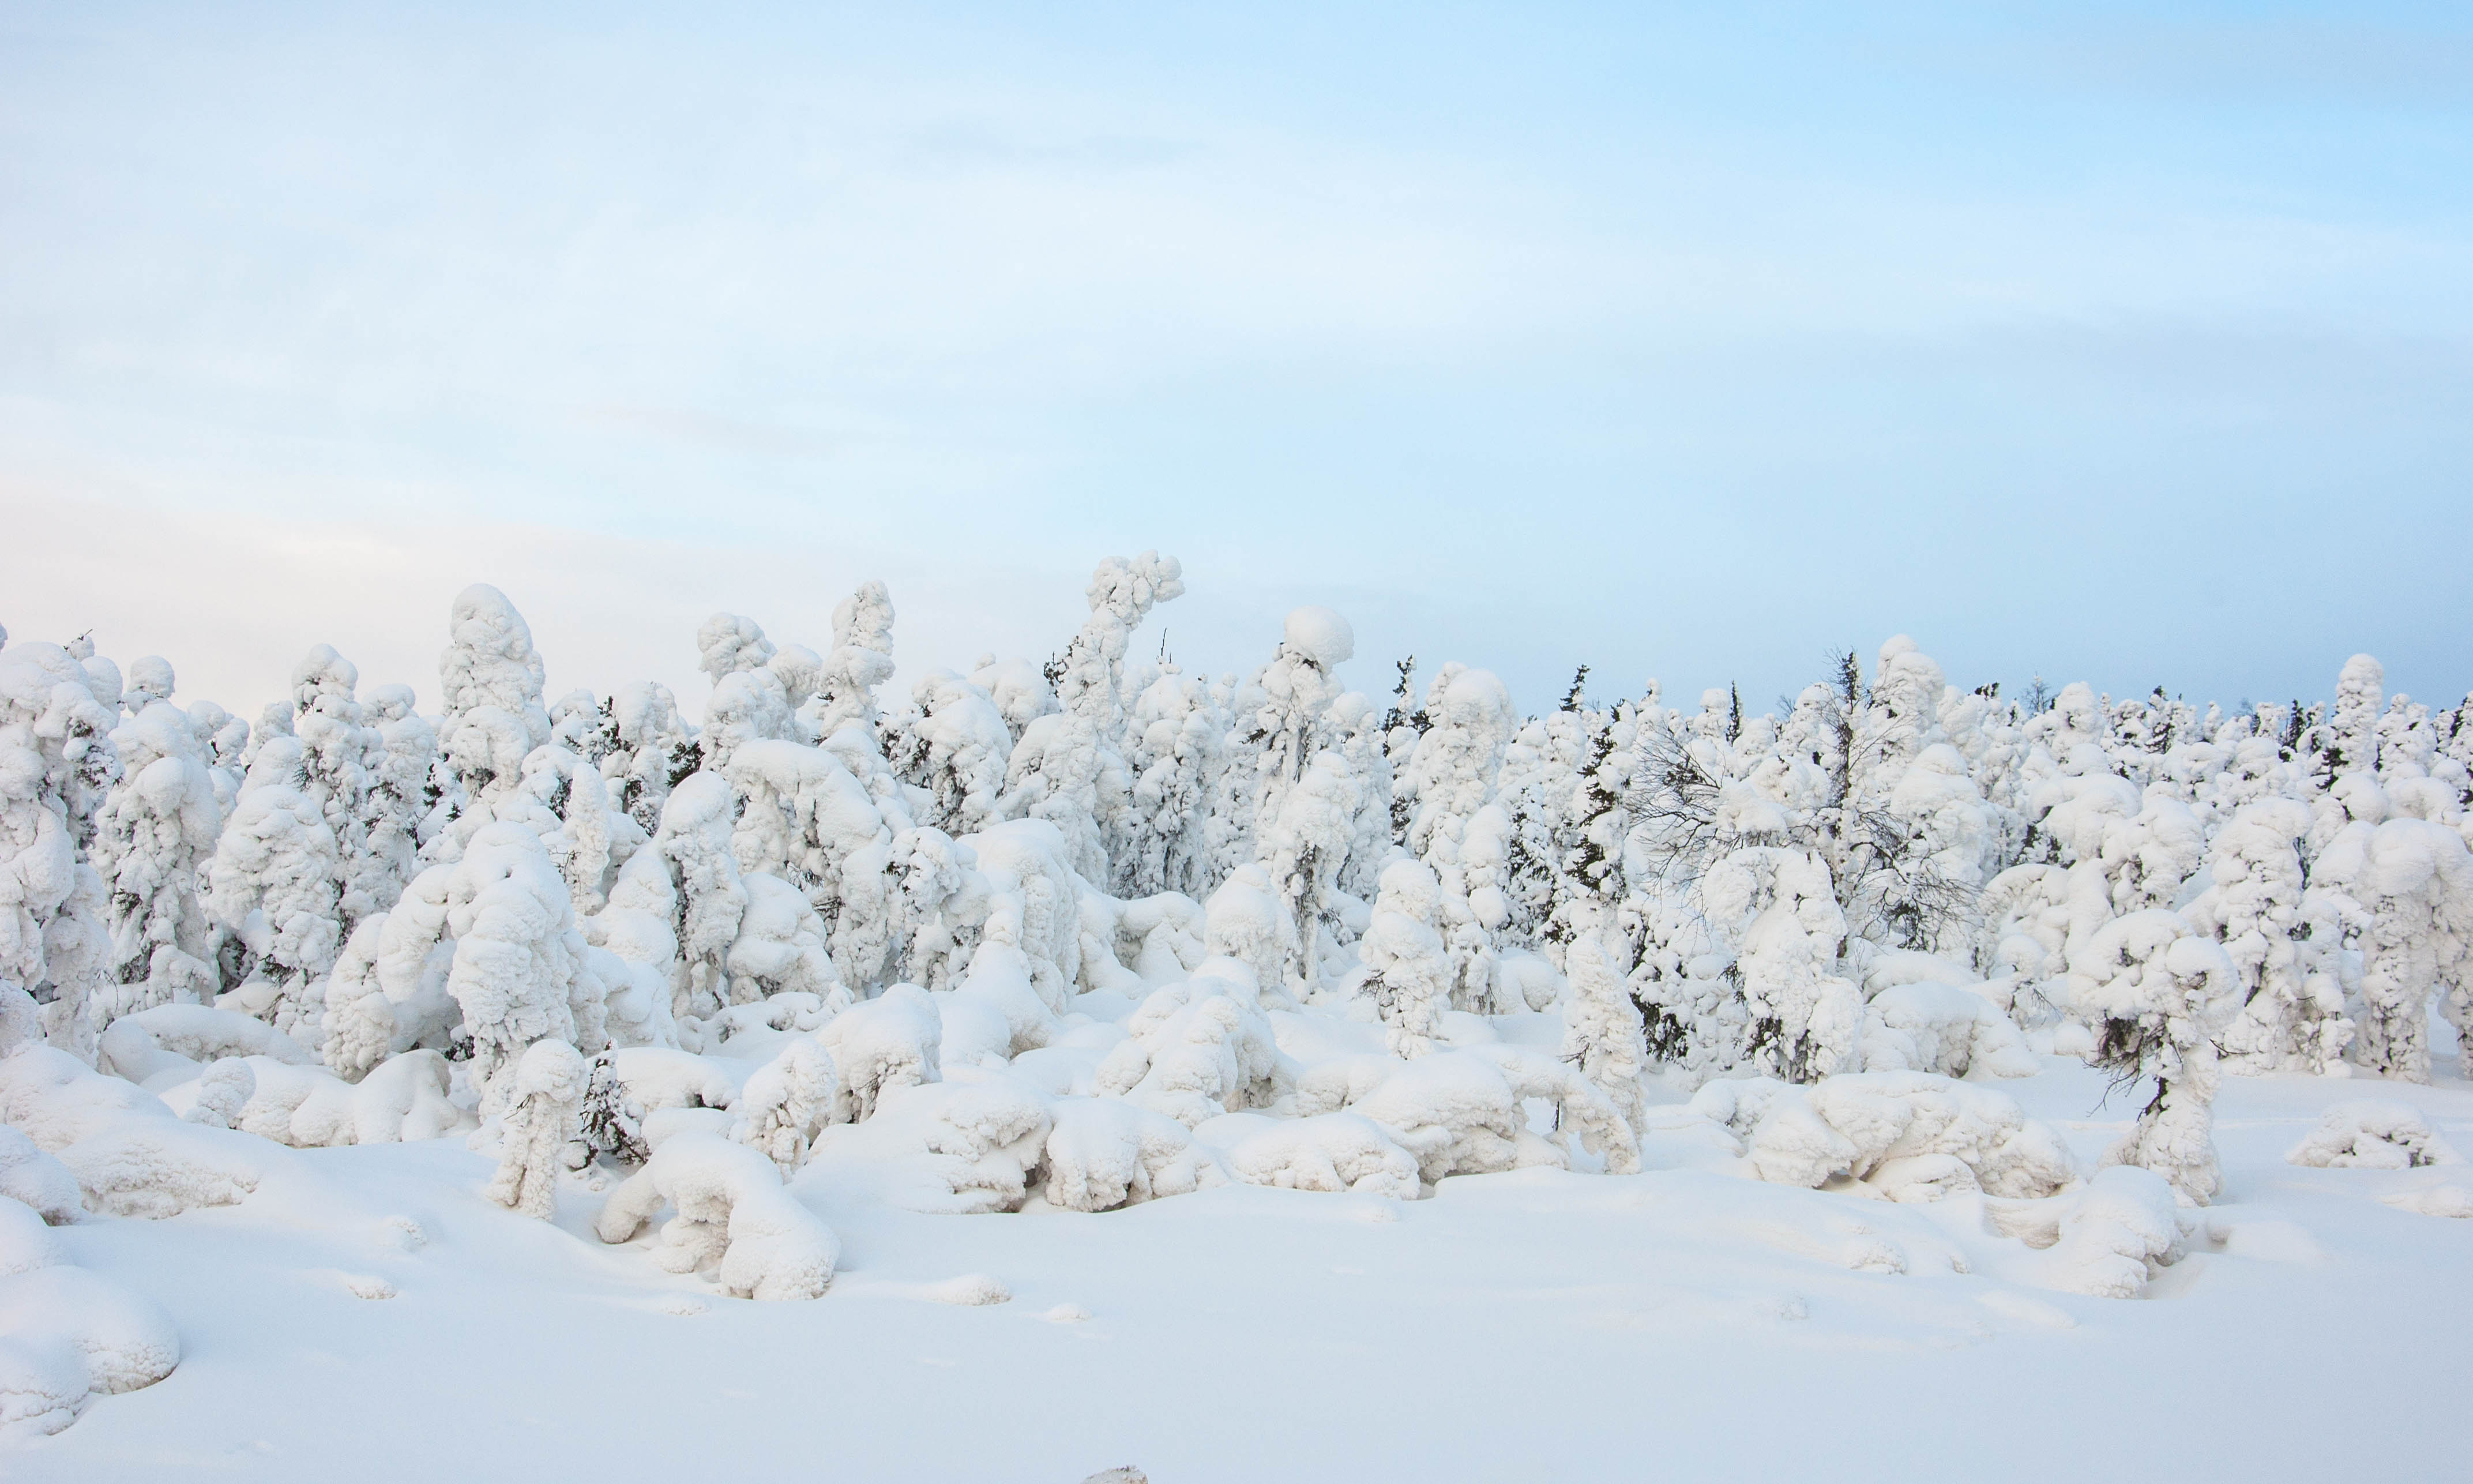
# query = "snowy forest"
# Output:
<box><xmin>3</xmin><ymin>555</ymin><xmax>2470</xmax><ymax>1457</ymax></box>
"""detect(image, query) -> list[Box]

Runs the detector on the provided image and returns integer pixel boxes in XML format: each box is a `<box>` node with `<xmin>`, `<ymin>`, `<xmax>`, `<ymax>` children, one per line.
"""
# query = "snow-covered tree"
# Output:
<box><xmin>2311</xmin><ymin>817</ymin><xmax>2473</xmax><ymax>1082</ymax></box>
<box><xmin>1399</xmin><ymin>664</ymin><xmax>1515</xmax><ymax>1013</ymax></box>
<box><xmin>0</xmin><ymin>638</ymin><xmax>118</xmax><ymax>1053</ymax></box>
<box><xmin>90</xmin><ymin>687</ymin><xmax>220</xmax><ymax>1027</ymax></box>
<box><xmin>1231</xmin><ymin>607</ymin><xmax>1354</xmax><ymax>876</ymax></box>
<box><xmin>1262</xmin><ymin>749</ymin><xmax>1362</xmax><ymax>997</ymax></box>
<box><xmin>205</xmin><ymin>737</ymin><xmax>343</xmax><ymax>1038</ymax></box>
<box><xmin>1117</xmin><ymin>664</ymin><xmax>1227</xmax><ymax>900</ymax></box>
<box><xmin>437</xmin><ymin>585</ymin><xmax>553</xmax><ymax>834</ymax></box>
<box><xmin>1558</xmin><ymin>913</ymin><xmax>1647</xmax><ymax>1134</ymax></box>
<box><xmin>1358</xmin><ymin>859</ymin><xmax>1450</xmax><ymax>1058</ymax></box>
<box><xmin>889</xmin><ymin>670</ymin><xmax>1012</xmax><ymax>838</ymax></box>
<box><xmin>809</xmin><ymin>581</ymin><xmax>897</xmax><ymax>742</ymax></box>
<box><xmin>2192</xmin><ymin>799</ymin><xmax>2351</xmax><ymax>1075</ymax></box>
<box><xmin>487</xmin><ymin>1038</ymin><xmax>589</xmax><ymax>1219</ymax></box>
<box><xmin>2070</xmin><ymin>908</ymin><xmax>2241</xmax><ymax>1203</ymax></box>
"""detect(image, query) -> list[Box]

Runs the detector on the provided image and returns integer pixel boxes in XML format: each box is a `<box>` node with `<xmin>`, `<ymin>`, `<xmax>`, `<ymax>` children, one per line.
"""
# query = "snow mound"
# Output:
<box><xmin>1856</xmin><ymin>982</ymin><xmax>2039</xmax><ymax>1079</ymax></box>
<box><xmin>0</xmin><ymin>1127</ymin><xmax>82</xmax><ymax>1224</ymax></box>
<box><xmin>2287</xmin><ymin>1100</ymin><xmax>2460</xmax><ymax>1170</ymax></box>
<box><xmin>2381</xmin><ymin>1180</ymin><xmax>2473</xmax><ymax>1219</ymax></box>
<box><xmin>97</xmin><ymin>1005</ymin><xmax>314</xmax><ymax>1087</ymax></box>
<box><xmin>1200</xmin><ymin>1111</ymin><xmax>1423</xmax><ymax>1199</ymax></box>
<box><xmin>1095</xmin><ymin>978</ymin><xmax>1280</xmax><ymax>1128</ymax></box>
<box><xmin>55</xmin><ymin>1118</ymin><xmax>271</xmax><ymax>1219</ymax></box>
<box><xmin>806</xmin><ymin>1077</ymin><xmax>1054</xmax><ymax>1214</ymax></box>
<box><xmin>0</xmin><ymin>1197</ymin><xmax>60</xmax><ymax>1276</ymax></box>
<box><xmin>816</xmin><ymin>984</ymin><xmax>942</xmax><ymax>1122</ymax></box>
<box><xmin>1042</xmin><ymin>1096</ymin><xmax>1220</xmax><ymax>1212</ymax></box>
<box><xmin>160</xmin><ymin>1050</ymin><xmax>471</xmax><ymax>1148</ymax></box>
<box><xmin>2027</xmin><ymin>1166</ymin><xmax>2189</xmax><ymax>1299</ymax></box>
<box><xmin>1690</xmin><ymin>1071</ymin><xmax>2077</xmax><ymax>1199</ymax></box>
<box><xmin>594</xmin><ymin>1134</ymin><xmax>838</xmax><ymax>1301</ymax></box>
<box><xmin>0</xmin><ymin>1265</ymin><xmax>180</xmax><ymax>1393</ymax></box>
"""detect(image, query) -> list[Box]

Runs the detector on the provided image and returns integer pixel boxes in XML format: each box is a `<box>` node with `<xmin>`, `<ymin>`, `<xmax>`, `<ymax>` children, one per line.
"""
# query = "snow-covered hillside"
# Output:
<box><xmin>1</xmin><ymin>561</ymin><xmax>2468</xmax><ymax>1481</ymax></box>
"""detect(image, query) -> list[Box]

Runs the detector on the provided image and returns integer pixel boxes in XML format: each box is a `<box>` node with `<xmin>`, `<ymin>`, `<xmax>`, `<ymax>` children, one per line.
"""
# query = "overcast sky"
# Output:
<box><xmin>3</xmin><ymin>1</ymin><xmax>2467</xmax><ymax>719</ymax></box>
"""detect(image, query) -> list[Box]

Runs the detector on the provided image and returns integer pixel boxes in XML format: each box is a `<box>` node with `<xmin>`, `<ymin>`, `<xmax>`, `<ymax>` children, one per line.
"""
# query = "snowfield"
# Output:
<box><xmin>3</xmin><ymin>563</ymin><xmax>2470</xmax><ymax>1480</ymax></box>
<box><xmin>9</xmin><ymin>1042</ymin><xmax>2470</xmax><ymax>1483</ymax></box>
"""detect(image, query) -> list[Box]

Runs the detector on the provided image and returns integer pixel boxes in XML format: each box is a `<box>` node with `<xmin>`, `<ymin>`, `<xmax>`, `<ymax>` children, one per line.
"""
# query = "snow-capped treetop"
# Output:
<box><xmin>123</xmin><ymin>655</ymin><xmax>175</xmax><ymax>709</ymax></box>
<box><xmin>697</xmin><ymin>613</ymin><xmax>776</xmax><ymax>686</ymax></box>
<box><xmin>437</xmin><ymin>585</ymin><xmax>552</xmax><ymax>813</ymax></box>
<box><xmin>1282</xmin><ymin>606</ymin><xmax>1354</xmax><ymax>668</ymax></box>
<box><xmin>811</xmin><ymin>580</ymin><xmax>897</xmax><ymax>739</ymax></box>
<box><xmin>969</xmin><ymin>655</ymin><xmax>1058</xmax><ymax>743</ymax></box>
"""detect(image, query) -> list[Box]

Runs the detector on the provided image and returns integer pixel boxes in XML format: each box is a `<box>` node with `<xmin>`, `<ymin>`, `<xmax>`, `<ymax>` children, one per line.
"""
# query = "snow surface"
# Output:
<box><xmin>6</xmin><ymin>1044</ymin><xmax>2468</xmax><ymax>1483</ymax></box>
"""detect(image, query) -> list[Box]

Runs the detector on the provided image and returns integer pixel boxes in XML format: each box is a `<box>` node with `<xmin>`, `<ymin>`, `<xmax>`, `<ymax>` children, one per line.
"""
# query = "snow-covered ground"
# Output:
<box><xmin>15</xmin><ymin>1031</ymin><xmax>2469</xmax><ymax>1484</ymax></box>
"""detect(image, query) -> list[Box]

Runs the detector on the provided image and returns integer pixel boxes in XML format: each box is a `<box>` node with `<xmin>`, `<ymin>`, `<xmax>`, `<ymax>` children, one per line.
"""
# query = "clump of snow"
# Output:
<box><xmin>2287</xmin><ymin>1101</ymin><xmax>2460</xmax><ymax>1170</ymax></box>
<box><xmin>2026</xmin><ymin>1165</ymin><xmax>2189</xmax><ymax>1299</ymax></box>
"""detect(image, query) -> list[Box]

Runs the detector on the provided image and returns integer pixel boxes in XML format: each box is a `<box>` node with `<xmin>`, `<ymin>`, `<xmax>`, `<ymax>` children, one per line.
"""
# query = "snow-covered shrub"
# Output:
<box><xmin>810</xmin><ymin>580</ymin><xmax>898</xmax><ymax>742</ymax></box>
<box><xmin>889</xmin><ymin>670</ymin><xmax>1012</xmax><ymax>838</ymax></box>
<box><xmin>322</xmin><ymin>820</ymin><xmax>607</xmax><ymax>1107</ymax></box>
<box><xmin>1042</xmin><ymin>1096</ymin><xmax>1217</xmax><ymax>1211</ymax></box>
<box><xmin>1202</xmin><ymin>1111</ymin><xmax>1422</xmax><ymax>1200</ymax></box>
<box><xmin>205</xmin><ymin>736</ymin><xmax>344</xmax><ymax>1034</ymax></box>
<box><xmin>726</xmin><ymin>871</ymin><xmax>847</xmax><ymax>1010</ymax></box>
<box><xmin>1399</xmin><ymin>664</ymin><xmax>1515</xmax><ymax>1013</ymax></box>
<box><xmin>805</xmin><ymin>1076</ymin><xmax>1053</xmax><ymax>1213</ymax></box>
<box><xmin>1467</xmin><ymin>1041</ymin><xmax>1641</xmax><ymax>1174</ymax></box>
<box><xmin>1856</xmin><ymin>982</ymin><xmax>2038</xmax><ymax>1079</ymax></box>
<box><xmin>1295</xmin><ymin>1051</ymin><xmax>1563</xmax><ymax>1185</ymax></box>
<box><xmin>1558</xmin><ymin>926</ymin><xmax>1647</xmax><ymax>1133</ymax></box>
<box><xmin>2287</xmin><ymin>1101</ymin><xmax>2460</xmax><ymax>1170</ymax></box>
<box><xmin>0</xmin><ymin>640</ymin><xmax>120</xmax><ymax>1052</ymax></box>
<box><xmin>486</xmin><ymin>1039</ymin><xmax>589</xmax><ymax>1219</ymax></box>
<box><xmin>1703</xmin><ymin>847</ymin><xmax>1862</xmax><ymax>1084</ymax></box>
<box><xmin>1094</xmin><ymin>976</ymin><xmax>1280</xmax><ymax>1126</ymax></box>
<box><xmin>2006</xmin><ymin>1164</ymin><xmax>2189</xmax><ymax>1299</ymax></box>
<box><xmin>594</xmin><ymin>1133</ymin><xmax>838</xmax><ymax>1299</ymax></box>
<box><xmin>964</xmin><ymin>820</ymin><xmax>1087</xmax><ymax>1012</ymax></box>
<box><xmin>0</xmin><ymin>1126</ymin><xmax>83</xmax><ymax>1224</ymax></box>
<box><xmin>1357</xmin><ymin>859</ymin><xmax>1450</xmax><ymax>1058</ymax></box>
<box><xmin>1689</xmin><ymin>1072</ymin><xmax>2076</xmax><ymax>1200</ymax></box>
<box><xmin>730</xmin><ymin>1037</ymin><xmax>840</xmax><ymax>1175</ymax></box>
<box><xmin>1202</xmin><ymin>863</ymin><xmax>1295</xmax><ymax>1007</ymax></box>
<box><xmin>159</xmin><ymin>1050</ymin><xmax>469</xmax><ymax>1148</ymax></box>
<box><xmin>1119</xmin><ymin>664</ymin><xmax>1226</xmax><ymax>900</ymax></box>
<box><xmin>2192</xmin><ymin>799</ymin><xmax>2352</xmax><ymax>1075</ymax></box>
<box><xmin>815</xmin><ymin>983</ymin><xmax>942</xmax><ymax>1122</ymax></box>
<box><xmin>1261</xmin><ymin>748</ymin><xmax>1362</xmax><ymax>996</ymax></box>
<box><xmin>0</xmin><ymin>1262</ymin><xmax>180</xmax><ymax>1430</ymax></box>
<box><xmin>97</xmin><ymin>1004</ymin><xmax>312</xmax><ymax>1087</ymax></box>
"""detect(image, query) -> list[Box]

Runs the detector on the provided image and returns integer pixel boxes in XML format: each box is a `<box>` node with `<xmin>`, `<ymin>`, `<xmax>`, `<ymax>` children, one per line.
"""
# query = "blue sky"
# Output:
<box><xmin>2</xmin><ymin>2</ymin><xmax>2467</xmax><ymax>717</ymax></box>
